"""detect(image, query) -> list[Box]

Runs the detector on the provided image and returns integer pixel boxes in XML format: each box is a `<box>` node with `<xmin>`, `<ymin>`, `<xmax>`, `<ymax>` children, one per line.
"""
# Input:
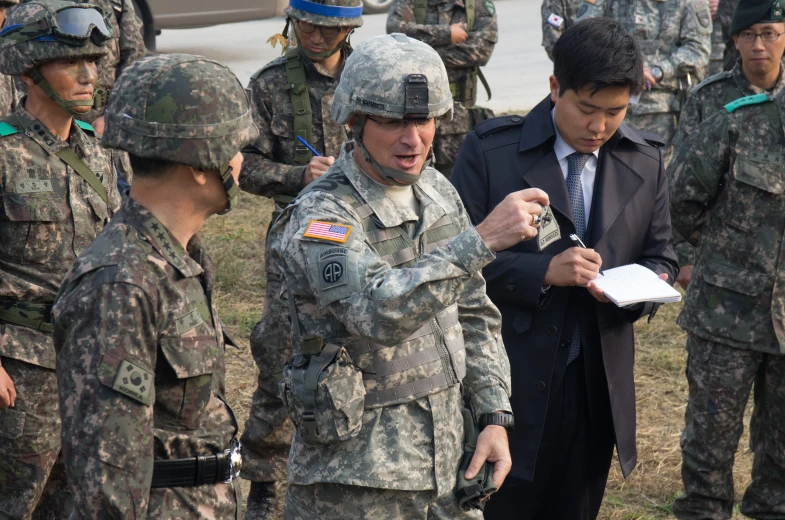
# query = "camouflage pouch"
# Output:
<box><xmin>279</xmin><ymin>343</ymin><xmax>366</xmax><ymax>445</ymax></box>
<box><xmin>454</xmin><ymin>407</ymin><xmax>497</xmax><ymax>511</ymax></box>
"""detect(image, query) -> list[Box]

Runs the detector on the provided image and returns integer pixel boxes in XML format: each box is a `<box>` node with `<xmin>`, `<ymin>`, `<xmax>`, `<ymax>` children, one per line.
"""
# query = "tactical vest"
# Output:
<box><xmin>414</xmin><ymin>0</ymin><xmax>491</xmax><ymax>106</ymax></box>
<box><xmin>0</xmin><ymin>115</ymin><xmax>107</xmax><ymax>334</ymax></box>
<box><xmin>292</xmin><ymin>170</ymin><xmax>467</xmax><ymax>409</ymax></box>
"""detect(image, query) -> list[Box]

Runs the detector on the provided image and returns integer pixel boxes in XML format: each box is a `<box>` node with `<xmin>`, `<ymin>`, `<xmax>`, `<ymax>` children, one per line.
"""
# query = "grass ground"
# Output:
<box><xmin>202</xmin><ymin>191</ymin><xmax>755</xmax><ymax>519</ymax></box>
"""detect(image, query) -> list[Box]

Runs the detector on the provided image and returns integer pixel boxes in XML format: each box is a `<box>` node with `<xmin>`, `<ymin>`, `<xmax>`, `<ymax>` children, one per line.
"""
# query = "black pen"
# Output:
<box><xmin>570</xmin><ymin>234</ymin><xmax>604</xmax><ymax>276</ymax></box>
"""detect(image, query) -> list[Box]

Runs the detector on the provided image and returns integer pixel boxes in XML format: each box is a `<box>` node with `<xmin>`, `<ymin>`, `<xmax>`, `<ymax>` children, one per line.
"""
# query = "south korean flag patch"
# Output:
<box><xmin>547</xmin><ymin>13</ymin><xmax>564</xmax><ymax>29</ymax></box>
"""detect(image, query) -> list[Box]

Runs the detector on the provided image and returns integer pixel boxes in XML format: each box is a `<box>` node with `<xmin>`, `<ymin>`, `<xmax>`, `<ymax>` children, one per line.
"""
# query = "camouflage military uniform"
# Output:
<box><xmin>53</xmin><ymin>197</ymin><xmax>241</xmax><ymax>519</ymax></box>
<box><xmin>239</xmin><ymin>50</ymin><xmax>347</xmax><ymax>485</ymax></box>
<box><xmin>718</xmin><ymin>0</ymin><xmax>741</xmax><ymax>72</ymax></box>
<box><xmin>670</xmin><ymin>60</ymin><xmax>785</xmax><ymax>268</ymax></box>
<box><xmin>540</xmin><ymin>0</ymin><xmax>583</xmax><ymax>60</ymax></box>
<box><xmin>668</xmin><ymin>91</ymin><xmax>785</xmax><ymax>518</ymax></box>
<box><xmin>386</xmin><ymin>0</ymin><xmax>497</xmax><ymax>177</ymax></box>
<box><xmin>0</xmin><ymin>102</ymin><xmax>120</xmax><ymax>519</ymax></box>
<box><xmin>270</xmin><ymin>143</ymin><xmax>511</xmax><ymax>519</ymax></box>
<box><xmin>603</xmin><ymin>0</ymin><xmax>712</xmax><ymax>157</ymax></box>
<box><xmin>0</xmin><ymin>73</ymin><xmax>14</xmax><ymax>116</ymax></box>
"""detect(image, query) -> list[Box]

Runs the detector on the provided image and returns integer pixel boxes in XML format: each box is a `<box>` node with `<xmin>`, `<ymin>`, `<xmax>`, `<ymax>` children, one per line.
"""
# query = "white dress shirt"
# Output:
<box><xmin>551</xmin><ymin>108</ymin><xmax>599</xmax><ymax>225</ymax></box>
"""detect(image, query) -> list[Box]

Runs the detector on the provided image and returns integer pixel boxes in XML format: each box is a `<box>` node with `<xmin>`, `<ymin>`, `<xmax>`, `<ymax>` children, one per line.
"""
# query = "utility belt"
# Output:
<box><xmin>449</xmin><ymin>68</ymin><xmax>491</xmax><ymax>107</ymax></box>
<box><xmin>0</xmin><ymin>300</ymin><xmax>53</xmax><ymax>333</ymax></box>
<box><xmin>151</xmin><ymin>440</ymin><xmax>242</xmax><ymax>489</ymax></box>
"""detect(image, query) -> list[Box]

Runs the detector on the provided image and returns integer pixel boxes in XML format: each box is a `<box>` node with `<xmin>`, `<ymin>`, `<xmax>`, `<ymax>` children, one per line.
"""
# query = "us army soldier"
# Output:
<box><xmin>590</xmin><ymin>0</ymin><xmax>712</xmax><ymax>158</ymax></box>
<box><xmin>239</xmin><ymin>0</ymin><xmax>362</xmax><ymax>517</ymax></box>
<box><xmin>387</xmin><ymin>0</ymin><xmax>497</xmax><ymax>177</ymax></box>
<box><xmin>540</xmin><ymin>0</ymin><xmax>582</xmax><ymax>60</ymax></box>
<box><xmin>0</xmin><ymin>2</ymin><xmax>121</xmax><ymax>518</ymax></box>
<box><xmin>54</xmin><ymin>53</ymin><xmax>258</xmax><ymax>518</ymax></box>
<box><xmin>0</xmin><ymin>0</ymin><xmax>19</xmax><ymax>116</ymax></box>
<box><xmin>671</xmin><ymin>0</ymin><xmax>785</xmax><ymax>289</ymax></box>
<box><xmin>270</xmin><ymin>34</ymin><xmax>549</xmax><ymax>519</ymax></box>
<box><xmin>668</xmin><ymin>87</ymin><xmax>785</xmax><ymax>518</ymax></box>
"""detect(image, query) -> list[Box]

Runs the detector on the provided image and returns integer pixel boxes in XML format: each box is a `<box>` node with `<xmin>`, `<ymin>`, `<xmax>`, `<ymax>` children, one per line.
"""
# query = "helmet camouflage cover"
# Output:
<box><xmin>331</xmin><ymin>33</ymin><xmax>453</xmax><ymax>124</ymax></box>
<box><xmin>0</xmin><ymin>0</ymin><xmax>110</xmax><ymax>76</ymax></box>
<box><xmin>285</xmin><ymin>0</ymin><xmax>363</xmax><ymax>28</ymax></box>
<box><xmin>102</xmin><ymin>53</ymin><xmax>259</xmax><ymax>172</ymax></box>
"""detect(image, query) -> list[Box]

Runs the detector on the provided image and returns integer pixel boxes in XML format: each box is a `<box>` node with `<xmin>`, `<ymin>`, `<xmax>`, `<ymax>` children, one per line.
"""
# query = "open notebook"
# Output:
<box><xmin>590</xmin><ymin>263</ymin><xmax>681</xmax><ymax>307</ymax></box>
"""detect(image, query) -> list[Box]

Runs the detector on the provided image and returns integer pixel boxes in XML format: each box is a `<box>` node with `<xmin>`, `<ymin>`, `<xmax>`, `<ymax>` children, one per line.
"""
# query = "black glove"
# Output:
<box><xmin>246</xmin><ymin>481</ymin><xmax>279</xmax><ymax>520</ymax></box>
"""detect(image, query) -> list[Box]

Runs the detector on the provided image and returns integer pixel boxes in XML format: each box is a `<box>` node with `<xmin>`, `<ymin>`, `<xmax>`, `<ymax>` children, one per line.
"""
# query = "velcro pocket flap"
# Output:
<box><xmin>701</xmin><ymin>261</ymin><xmax>767</xmax><ymax>296</ymax></box>
<box><xmin>0</xmin><ymin>408</ymin><xmax>25</xmax><ymax>440</ymax></box>
<box><xmin>3</xmin><ymin>193</ymin><xmax>66</xmax><ymax>222</ymax></box>
<box><xmin>733</xmin><ymin>156</ymin><xmax>785</xmax><ymax>194</ymax></box>
<box><xmin>271</xmin><ymin>114</ymin><xmax>295</xmax><ymax>139</ymax></box>
<box><xmin>159</xmin><ymin>336</ymin><xmax>219</xmax><ymax>378</ymax></box>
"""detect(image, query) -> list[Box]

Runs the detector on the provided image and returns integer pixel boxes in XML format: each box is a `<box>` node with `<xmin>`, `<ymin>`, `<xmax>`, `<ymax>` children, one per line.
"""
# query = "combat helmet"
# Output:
<box><xmin>102</xmin><ymin>53</ymin><xmax>259</xmax><ymax>214</ymax></box>
<box><xmin>0</xmin><ymin>0</ymin><xmax>111</xmax><ymax>114</ymax></box>
<box><xmin>331</xmin><ymin>33</ymin><xmax>453</xmax><ymax>186</ymax></box>
<box><xmin>284</xmin><ymin>0</ymin><xmax>363</xmax><ymax>59</ymax></box>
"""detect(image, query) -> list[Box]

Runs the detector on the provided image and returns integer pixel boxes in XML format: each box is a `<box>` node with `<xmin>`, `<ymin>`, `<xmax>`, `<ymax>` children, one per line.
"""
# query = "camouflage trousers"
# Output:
<box><xmin>0</xmin><ymin>357</ymin><xmax>64</xmax><ymax>520</ymax></box>
<box><xmin>433</xmin><ymin>103</ymin><xmax>494</xmax><ymax>178</ymax></box>
<box><xmin>624</xmin><ymin>112</ymin><xmax>677</xmax><ymax>164</ymax></box>
<box><xmin>673</xmin><ymin>335</ymin><xmax>785</xmax><ymax>520</ymax></box>
<box><xmin>284</xmin><ymin>482</ymin><xmax>483</xmax><ymax>520</ymax></box>
<box><xmin>240</xmin><ymin>269</ymin><xmax>294</xmax><ymax>486</ymax></box>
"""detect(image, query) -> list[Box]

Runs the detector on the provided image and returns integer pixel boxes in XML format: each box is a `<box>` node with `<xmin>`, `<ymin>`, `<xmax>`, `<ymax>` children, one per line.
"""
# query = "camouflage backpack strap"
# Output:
<box><xmin>466</xmin><ymin>0</ymin><xmax>476</xmax><ymax>30</ymax></box>
<box><xmin>414</xmin><ymin>0</ymin><xmax>428</xmax><ymax>24</ymax></box>
<box><xmin>56</xmin><ymin>147</ymin><xmax>109</xmax><ymax>206</ymax></box>
<box><xmin>284</xmin><ymin>48</ymin><xmax>315</xmax><ymax>166</ymax></box>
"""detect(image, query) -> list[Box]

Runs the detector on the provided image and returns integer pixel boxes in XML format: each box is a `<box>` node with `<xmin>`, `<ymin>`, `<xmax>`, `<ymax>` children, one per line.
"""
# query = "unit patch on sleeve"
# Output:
<box><xmin>112</xmin><ymin>359</ymin><xmax>154</xmax><ymax>405</ymax></box>
<box><xmin>304</xmin><ymin>220</ymin><xmax>353</xmax><ymax>243</ymax></box>
<box><xmin>318</xmin><ymin>247</ymin><xmax>348</xmax><ymax>290</ymax></box>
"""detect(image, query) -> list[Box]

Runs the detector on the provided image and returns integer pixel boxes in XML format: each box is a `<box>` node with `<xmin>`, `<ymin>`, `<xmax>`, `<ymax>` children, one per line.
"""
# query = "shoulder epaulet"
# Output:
<box><xmin>725</xmin><ymin>93</ymin><xmax>771</xmax><ymax>113</ymax></box>
<box><xmin>0</xmin><ymin>116</ymin><xmax>21</xmax><ymax>138</ymax></box>
<box><xmin>75</xmin><ymin>119</ymin><xmax>95</xmax><ymax>135</ymax></box>
<box><xmin>636</xmin><ymin>129</ymin><xmax>666</xmax><ymax>147</ymax></box>
<box><xmin>474</xmin><ymin>114</ymin><xmax>525</xmax><ymax>139</ymax></box>
<box><xmin>251</xmin><ymin>50</ymin><xmax>300</xmax><ymax>81</ymax></box>
<box><xmin>690</xmin><ymin>70</ymin><xmax>732</xmax><ymax>95</ymax></box>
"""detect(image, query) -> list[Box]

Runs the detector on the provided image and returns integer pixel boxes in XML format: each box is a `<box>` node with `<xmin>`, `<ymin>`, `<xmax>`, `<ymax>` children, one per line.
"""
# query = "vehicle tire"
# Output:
<box><xmin>363</xmin><ymin>0</ymin><xmax>394</xmax><ymax>14</ymax></box>
<box><xmin>131</xmin><ymin>0</ymin><xmax>156</xmax><ymax>51</ymax></box>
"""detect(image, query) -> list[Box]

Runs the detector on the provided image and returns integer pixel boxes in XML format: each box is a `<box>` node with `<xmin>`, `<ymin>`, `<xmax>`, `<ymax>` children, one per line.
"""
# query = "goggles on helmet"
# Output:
<box><xmin>0</xmin><ymin>5</ymin><xmax>112</xmax><ymax>46</ymax></box>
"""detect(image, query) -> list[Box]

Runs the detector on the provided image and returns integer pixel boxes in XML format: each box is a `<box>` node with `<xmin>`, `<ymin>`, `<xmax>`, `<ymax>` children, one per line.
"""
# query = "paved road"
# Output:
<box><xmin>156</xmin><ymin>0</ymin><xmax>553</xmax><ymax>113</ymax></box>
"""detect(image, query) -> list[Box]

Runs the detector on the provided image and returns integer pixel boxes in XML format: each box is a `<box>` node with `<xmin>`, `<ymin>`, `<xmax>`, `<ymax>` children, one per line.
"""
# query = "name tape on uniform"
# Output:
<box><xmin>304</xmin><ymin>220</ymin><xmax>353</xmax><ymax>244</ymax></box>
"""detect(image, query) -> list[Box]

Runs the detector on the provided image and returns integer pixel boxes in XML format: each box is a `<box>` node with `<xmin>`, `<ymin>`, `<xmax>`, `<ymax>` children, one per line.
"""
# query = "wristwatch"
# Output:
<box><xmin>651</xmin><ymin>66</ymin><xmax>664</xmax><ymax>81</ymax></box>
<box><xmin>479</xmin><ymin>412</ymin><xmax>515</xmax><ymax>433</ymax></box>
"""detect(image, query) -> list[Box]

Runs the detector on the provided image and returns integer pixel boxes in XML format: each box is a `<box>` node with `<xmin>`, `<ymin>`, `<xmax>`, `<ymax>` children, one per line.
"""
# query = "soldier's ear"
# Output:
<box><xmin>190</xmin><ymin>166</ymin><xmax>209</xmax><ymax>186</ymax></box>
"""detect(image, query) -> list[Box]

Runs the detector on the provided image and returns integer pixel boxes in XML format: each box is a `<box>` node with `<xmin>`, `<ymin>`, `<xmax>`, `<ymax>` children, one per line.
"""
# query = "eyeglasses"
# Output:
<box><xmin>366</xmin><ymin>116</ymin><xmax>434</xmax><ymax>133</ymax></box>
<box><xmin>294</xmin><ymin>20</ymin><xmax>345</xmax><ymax>40</ymax></box>
<box><xmin>737</xmin><ymin>30</ymin><xmax>785</xmax><ymax>42</ymax></box>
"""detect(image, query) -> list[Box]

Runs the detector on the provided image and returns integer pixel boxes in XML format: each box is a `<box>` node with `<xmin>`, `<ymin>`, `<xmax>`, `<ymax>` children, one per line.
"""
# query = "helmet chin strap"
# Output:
<box><xmin>351</xmin><ymin>116</ymin><xmax>430</xmax><ymax>187</ymax></box>
<box><xmin>217</xmin><ymin>164</ymin><xmax>240</xmax><ymax>215</ymax></box>
<box><xmin>286</xmin><ymin>19</ymin><xmax>352</xmax><ymax>60</ymax></box>
<box><xmin>28</xmin><ymin>67</ymin><xmax>95</xmax><ymax>116</ymax></box>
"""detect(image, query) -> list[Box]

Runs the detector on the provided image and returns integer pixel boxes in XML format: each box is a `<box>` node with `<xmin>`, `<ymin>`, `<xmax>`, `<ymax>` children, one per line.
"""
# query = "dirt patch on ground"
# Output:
<box><xmin>203</xmin><ymin>192</ymin><xmax>754</xmax><ymax>519</ymax></box>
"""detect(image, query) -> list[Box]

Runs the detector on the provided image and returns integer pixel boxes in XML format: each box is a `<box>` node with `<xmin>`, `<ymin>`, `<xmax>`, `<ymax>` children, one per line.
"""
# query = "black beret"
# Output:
<box><xmin>731</xmin><ymin>0</ymin><xmax>785</xmax><ymax>34</ymax></box>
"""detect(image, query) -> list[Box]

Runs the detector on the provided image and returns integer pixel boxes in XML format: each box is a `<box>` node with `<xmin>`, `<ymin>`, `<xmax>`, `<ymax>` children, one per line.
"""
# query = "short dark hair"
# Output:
<box><xmin>128</xmin><ymin>154</ymin><xmax>179</xmax><ymax>179</ymax></box>
<box><xmin>552</xmin><ymin>17</ymin><xmax>643</xmax><ymax>97</ymax></box>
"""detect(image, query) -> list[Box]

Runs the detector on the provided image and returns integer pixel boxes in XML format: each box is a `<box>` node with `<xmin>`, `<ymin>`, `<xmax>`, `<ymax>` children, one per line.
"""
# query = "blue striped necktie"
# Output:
<box><xmin>566</xmin><ymin>152</ymin><xmax>592</xmax><ymax>364</ymax></box>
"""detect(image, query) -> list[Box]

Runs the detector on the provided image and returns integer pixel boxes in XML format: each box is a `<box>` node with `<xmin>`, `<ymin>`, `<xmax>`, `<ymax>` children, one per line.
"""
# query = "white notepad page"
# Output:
<box><xmin>590</xmin><ymin>264</ymin><xmax>682</xmax><ymax>307</ymax></box>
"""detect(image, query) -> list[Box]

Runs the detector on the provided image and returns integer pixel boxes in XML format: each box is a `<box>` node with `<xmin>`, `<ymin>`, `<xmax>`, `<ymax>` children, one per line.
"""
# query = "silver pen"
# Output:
<box><xmin>569</xmin><ymin>234</ymin><xmax>604</xmax><ymax>276</ymax></box>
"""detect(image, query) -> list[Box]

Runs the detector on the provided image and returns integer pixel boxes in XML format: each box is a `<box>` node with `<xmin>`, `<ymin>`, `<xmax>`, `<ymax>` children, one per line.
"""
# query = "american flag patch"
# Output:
<box><xmin>303</xmin><ymin>220</ymin><xmax>353</xmax><ymax>243</ymax></box>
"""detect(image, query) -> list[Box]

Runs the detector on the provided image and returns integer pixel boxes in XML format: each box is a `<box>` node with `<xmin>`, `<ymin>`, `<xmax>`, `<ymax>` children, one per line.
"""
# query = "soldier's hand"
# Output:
<box><xmin>303</xmin><ymin>156</ymin><xmax>335</xmax><ymax>185</ymax></box>
<box><xmin>466</xmin><ymin>425</ymin><xmax>511</xmax><ymax>489</ymax></box>
<box><xmin>451</xmin><ymin>23</ymin><xmax>469</xmax><ymax>44</ymax></box>
<box><xmin>643</xmin><ymin>68</ymin><xmax>657</xmax><ymax>89</ymax></box>
<box><xmin>0</xmin><ymin>366</ymin><xmax>16</xmax><ymax>409</ymax></box>
<box><xmin>475</xmin><ymin>188</ymin><xmax>550</xmax><ymax>252</ymax></box>
<box><xmin>543</xmin><ymin>247</ymin><xmax>602</xmax><ymax>287</ymax></box>
<box><xmin>92</xmin><ymin>115</ymin><xmax>106</xmax><ymax>135</ymax></box>
<box><xmin>677</xmin><ymin>265</ymin><xmax>693</xmax><ymax>289</ymax></box>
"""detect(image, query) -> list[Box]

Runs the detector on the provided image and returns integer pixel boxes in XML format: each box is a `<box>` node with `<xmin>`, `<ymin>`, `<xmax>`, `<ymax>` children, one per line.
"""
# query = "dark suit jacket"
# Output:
<box><xmin>451</xmin><ymin>96</ymin><xmax>679</xmax><ymax>481</ymax></box>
